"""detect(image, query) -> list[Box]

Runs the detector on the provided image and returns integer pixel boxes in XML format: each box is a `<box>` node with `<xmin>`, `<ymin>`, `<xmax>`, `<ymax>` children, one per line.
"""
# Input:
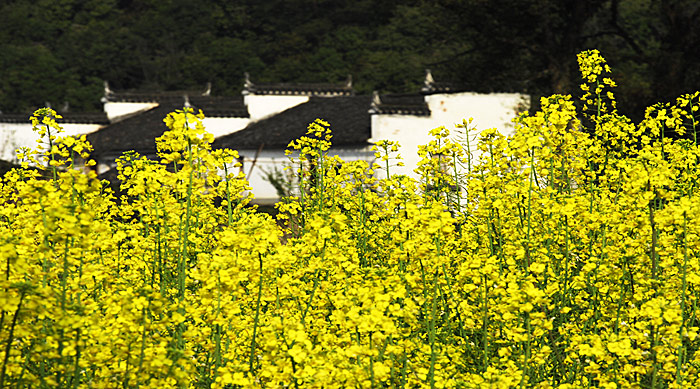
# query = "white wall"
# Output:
<box><xmin>424</xmin><ymin>92</ymin><xmax>524</xmax><ymax>133</ymax></box>
<box><xmin>236</xmin><ymin>149</ymin><xmax>289</xmax><ymax>205</ymax></box>
<box><xmin>0</xmin><ymin>123</ymin><xmax>34</xmax><ymax>162</ymax></box>
<box><xmin>370</xmin><ymin>114</ymin><xmax>434</xmax><ymax>180</ymax></box>
<box><xmin>0</xmin><ymin>122</ymin><xmax>104</xmax><ymax>162</ymax></box>
<box><xmin>61</xmin><ymin>122</ymin><xmax>104</xmax><ymax>137</ymax></box>
<box><xmin>228</xmin><ymin>92</ymin><xmax>528</xmax><ymax>204</ymax></box>
<box><xmin>372</xmin><ymin>92</ymin><xmax>527</xmax><ymax>180</ymax></box>
<box><xmin>103</xmin><ymin>102</ymin><xmax>158</xmax><ymax>122</ymax></box>
<box><xmin>231</xmin><ymin>148</ymin><xmax>374</xmax><ymax>205</ymax></box>
<box><xmin>202</xmin><ymin>117</ymin><xmax>250</xmax><ymax>138</ymax></box>
<box><xmin>243</xmin><ymin>95</ymin><xmax>309</xmax><ymax>122</ymax></box>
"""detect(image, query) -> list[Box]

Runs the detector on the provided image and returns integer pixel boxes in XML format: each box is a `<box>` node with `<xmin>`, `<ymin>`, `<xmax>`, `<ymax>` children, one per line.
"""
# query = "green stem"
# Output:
<box><xmin>677</xmin><ymin>212</ymin><xmax>689</xmax><ymax>385</ymax></box>
<box><xmin>692</xmin><ymin>96</ymin><xmax>698</xmax><ymax>145</ymax></box>
<box><xmin>44</xmin><ymin>121</ymin><xmax>58</xmax><ymax>184</ymax></box>
<box><xmin>648</xmin><ymin>188</ymin><xmax>658</xmax><ymax>282</ymax></box>
<box><xmin>223</xmin><ymin>164</ymin><xmax>233</xmax><ymax>225</ymax></box>
<box><xmin>317</xmin><ymin>143</ymin><xmax>324</xmax><ymax>212</ymax></box>
<box><xmin>385</xmin><ymin>145</ymin><xmax>391</xmax><ymax>178</ymax></box>
<box><xmin>651</xmin><ymin>326</ymin><xmax>658</xmax><ymax>389</ymax></box>
<box><xmin>369</xmin><ymin>332</ymin><xmax>375</xmax><ymax>388</ymax></box>
<box><xmin>179</xmin><ymin>136</ymin><xmax>194</xmax><ymax>300</ymax></box>
<box><xmin>0</xmin><ymin>291</ymin><xmax>25</xmax><ymax>388</ymax></box>
<box><xmin>525</xmin><ymin>149</ymin><xmax>535</xmax><ymax>270</ymax></box>
<box><xmin>440</xmin><ymin>265</ymin><xmax>468</xmax><ymax>355</ymax></box>
<box><xmin>70</xmin><ymin>329</ymin><xmax>81</xmax><ymax>389</ymax></box>
<box><xmin>249</xmin><ymin>254</ymin><xmax>264</xmax><ymax>374</ymax></box>
<box><xmin>482</xmin><ymin>274</ymin><xmax>489</xmax><ymax>370</ymax></box>
<box><xmin>428</xmin><ymin>270</ymin><xmax>439</xmax><ymax>389</ymax></box>
<box><xmin>452</xmin><ymin>151</ymin><xmax>461</xmax><ymax>213</ymax></box>
<box><xmin>301</xmin><ymin>268</ymin><xmax>321</xmax><ymax>324</ymax></box>
<box><xmin>136</xmin><ymin>305</ymin><xmax>149</xmax><ymax>388</ymax></box>
<box><xmin>464</xmin><ymin>121</ymin><xmax>472</xmax><ymax>173</ymax></box>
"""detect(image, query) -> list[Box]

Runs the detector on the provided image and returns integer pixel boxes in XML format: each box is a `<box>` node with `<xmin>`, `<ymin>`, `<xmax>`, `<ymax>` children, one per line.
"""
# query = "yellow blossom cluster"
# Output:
<box><xmin>2</xmin><ymin>51</ymin><xmax>700</xmax><ymax>388</ymax></box>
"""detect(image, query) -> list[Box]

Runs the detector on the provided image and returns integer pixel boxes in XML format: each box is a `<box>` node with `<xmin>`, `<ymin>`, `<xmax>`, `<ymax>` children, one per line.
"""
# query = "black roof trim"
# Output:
<box><xmin>213</xmin><ymin>95</ymin><xmax>371</xmax><ymax>150</ymax></box>
<box><xmin>103</xmin><ymin>91</ymin><xmax>205</xmax><ymax>103</ymax></box>
<box><xmin>0</xmin><ymin>112</ymin><xmax>109</xmax><ymax>124</ymax></box>
<box><xmin>242</xmin><ymin>73</ymin><xmax>354</xmax><ymax>97</ymax></box>
<box><xmin>102</xmin><ymin>81</ymin><xmax>214</xmax><ymax>103</ymax></box>
<box><xmin>421</xmin><ymin>82</ymin><xmax>471</xmax><ymax>95</ymax></box>
<box><xmin>88</xmin><ymin>95</ymin><xmax>251</xmax><ymax>156</ymax></box>
<box><xmin>0</xmin><ymin>114</ymin><xmax>32</xmax><ymax>123</ymax></box>
<box><xmin>88</xmin><ymin>104</ymin><xmax>183</xmax><ymax>156</ymax></box>
<box><xmin>369</xmin><ymin>92</ymin><xmax>431</xmax><ymax>116</ymax></box>
<box><xmin>187</xmin><ymin>96</ymin><xmax>250</xmax><ymax>118</ymax></box>
<box><xmin>244</xmin><ymin>84</ymin><xmax>354</xmax><ymax>96</ymax></box>
<box><xmin>103</xmin><ymin>89</ymin><xmax>249</xmax><ymax>118</ymax></box>
<box><xmin>420</xmin><ymin>69</ymin><xmax>470</xmax><ymax>95</ymax></box>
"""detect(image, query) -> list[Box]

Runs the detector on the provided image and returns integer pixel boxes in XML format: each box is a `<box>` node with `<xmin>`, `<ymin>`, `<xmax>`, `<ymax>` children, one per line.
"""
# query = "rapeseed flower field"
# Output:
<box><xmin>2</xmin><ymin>51</ymin><xmax>700</xmax><ymax>388</ymax></box>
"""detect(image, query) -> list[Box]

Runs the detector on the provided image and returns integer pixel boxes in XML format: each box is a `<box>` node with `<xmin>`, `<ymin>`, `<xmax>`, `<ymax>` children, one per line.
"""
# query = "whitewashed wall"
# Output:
<box><xmin>202</xmin><ymin>117</ymin><xmax>250</xmax><ymax>138</ymax></box>
<box><xmin>0</xmin><ymin>123</ymin><xmax>33</xmax><ymax>162</ymax></box>
<box><xmin>232</xmin><ymin>148</ymin><xmax>374</xmax><ymax>205</ymax></box>
<box><xmin>230</xmin><ymin>92</ymin><xmax>528</xmax><ymax>204</ymax></box>
<box><xmin>243</xmin><ymin>95</ymin><xmax>309</xmax><ymax>121</ymax></box>
<box><xmin>103</xmin><ymin>102</ymin><xmax>158</xmax><ymax>122</ymax></box>
<box><xmin>0</xmin><ymin>122</ymin><xmax>103</xmax><ymax>162</ymax></box>
<box><xmin>372</xmin><ymin>92</ymin><xmax>527</xmax><ymax>181</ymax></box>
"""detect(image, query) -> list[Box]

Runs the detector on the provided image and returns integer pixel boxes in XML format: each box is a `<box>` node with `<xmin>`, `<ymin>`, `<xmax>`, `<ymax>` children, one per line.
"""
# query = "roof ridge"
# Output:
<box><xmin>420</xmin><ymin>68</ymin><xmax>470</xmax><ymax>95</ymax></box>
<box><xmin>102</xmin><ymin>81</ymin><xmax>224</xmax><ymax>103</ymax></box>
<box><xmin>242</xmin><ymin>73</ymin><xmax>354</xmax><ymax>97</ymax></box>
<box><xmin>369</xmin><ymin>92</ymin><xmax>430</xmax><ymax>116</ymax></box>
<box><xmin>0</xmin><ymin>111</ymin><xmax>109</xmax><ymax>124</ymax></box>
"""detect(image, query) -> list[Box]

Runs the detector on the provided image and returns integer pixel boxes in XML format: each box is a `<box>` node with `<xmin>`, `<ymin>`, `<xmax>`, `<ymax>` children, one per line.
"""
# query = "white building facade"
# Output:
<box><xmin>0</xmin><ymin>114</ymin><xmax>106</xmax><ymax>162</ymax></box>
<box><xmin>371</xmin><ymin>89</ymin><xmax>528</xmax><ymax>181</ymax></box>
<box><xmin>1</xmin><ymin>74</ymin><xmax>527</xmax><ymax>204</ymax></box>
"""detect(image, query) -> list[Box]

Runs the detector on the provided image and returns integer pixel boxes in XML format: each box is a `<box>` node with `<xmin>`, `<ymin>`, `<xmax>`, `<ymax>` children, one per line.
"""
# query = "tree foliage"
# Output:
<box><xmin>0</xmin><ymin>0</ymin><xmax>698</xmax><ymax>121</ymax></box>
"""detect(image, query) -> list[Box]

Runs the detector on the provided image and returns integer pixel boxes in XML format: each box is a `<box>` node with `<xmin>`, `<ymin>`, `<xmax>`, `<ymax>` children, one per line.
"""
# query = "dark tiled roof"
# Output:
<box><xmin>104</xmin><ymin>91</ymin><xmax>248</xmax><ymax>118</ymax></box>
<box><xmin>87</xmin><ymin>104</ymin><xmax>172</xmax><ymax>156</ymax></box>
<box><xmin>0</xmin><ymin>113</ymin><xmax>33</xmax><ymax>123</ymax></box>
<box><xmin>369</xmin><ymin>93</ymin><xmax>430</xmax><ymax>116</ymax></box>
<box><xmin>88</xmin><ymin>96</ymin><xmax>250</xmax><ymax>157</ymax></box>
<box><xmin>103</xmin><ymin>90</ymin><xmax>187</xmax><ymax>103</ymax></box>
<box><xmin>0</xmin><ymin>112</ymin><xmax>109</xmax><ymax>124</ymax></box>
<box><xmin>62</xmin><ymin>112</ymin><xmax>110</xmax><ymax>124</ymax></box>
<box><xmin>421</xmin><ymin>82</ymin><xmax>470</xmax><ymax>95</ymax></box>
<box><xmin>103</xmin><ymin>83</ymin><xmax>211</xmax><ymax>102</ymax></box>
<box><xmin>187</xmin><ymin>96</ymin><xmax>249</xmax><ymax>118</ymax></box>
<box><xmin>242</xmin><ymin>74</ymin><xmax>354</xmax><ymax>97</ymax></box>
<box><xmin>0</xmin><ymin>159</ymin><xmax>51</xmax><ymax>178</ymax></box>
<box><xmin>88</xmin><ymin>96</ymin><xmax>249</xmax><ymax>157</ymax></box>
<box><xmin>244</xmin><ymin>83</ymin><xmax>354</xmax><ymax>96</ymax></box>
<box><xmin>213</xmin><ymin>95</ymin><xmax>371</xmax><ymax>151</ymax></box>
<box><xmin>0</xmin><ymin>159</ymin><xmax>18</xmax><ymax>175</ymax></box>
<box><xmin>89</xmin><ymin>102</ymin><xmax>213</xmax><ymax>157</ymax></box>
<box><xmin>419</xmin><ymin>69</ymin><xmax>470</xmax><ymax>95</ymax></box>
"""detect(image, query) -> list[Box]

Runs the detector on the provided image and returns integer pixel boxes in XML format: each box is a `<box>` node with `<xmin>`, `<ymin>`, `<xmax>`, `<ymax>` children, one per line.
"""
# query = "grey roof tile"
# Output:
<box><xmin>369</xmin><ymin>93</ymin><xmax>430</xmax><ymax>116</ymax></box>
<box><xmin>88</xmin><ymin>96</ymin><xmax>249</xmax><ymax>157</ymax></box>
<box><xmin>88</xmin><ymin>103</ymin><xmax>197</xmax><ymax>157</ymax></box>
<box><xmin>244</xmin><ymin>83</ymin><xmax>354</xmax><ymax>96</ymax></box>
<box><xmin>0</xmin><ymin>112</ymin><xmax>109</xmax><ymax>124</ymax></box>
<box><xmin>213</xmin><ymin>95</ymin><xmax>371</xmax><ymax>151</ymax></box>
<box><xmin>242</xmin><ymin>74</ymin><xmax>354</xmax><ymax>97</ymax></box>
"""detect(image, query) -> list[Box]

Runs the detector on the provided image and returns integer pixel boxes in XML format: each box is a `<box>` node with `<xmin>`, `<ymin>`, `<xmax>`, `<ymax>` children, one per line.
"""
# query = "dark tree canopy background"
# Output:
<box><xmin>1</xmin><ymin>0</ymin><xmax>698</xmax><ymax>122</ymax></box>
